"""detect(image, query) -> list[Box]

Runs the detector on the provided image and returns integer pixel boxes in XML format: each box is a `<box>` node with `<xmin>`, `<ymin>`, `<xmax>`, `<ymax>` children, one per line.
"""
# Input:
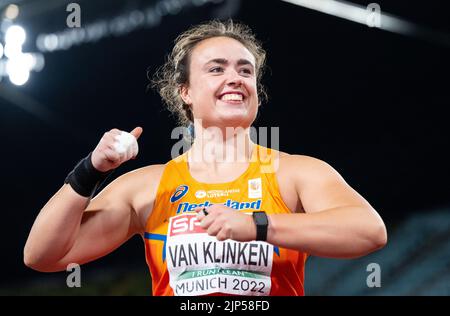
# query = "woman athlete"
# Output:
<box><xmin>24</xmin><ymin>20</ymin><xmax>387</xmax><ymax>296</ymax></box>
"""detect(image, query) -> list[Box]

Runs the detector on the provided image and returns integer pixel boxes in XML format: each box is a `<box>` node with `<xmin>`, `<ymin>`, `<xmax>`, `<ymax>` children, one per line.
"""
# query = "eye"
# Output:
<box><xmin>240</xmin><ymin>68</ymin><xmax>253</xmax><ymax>75</ymax></box>
<box><xmin>209</xmin><ymin>66</ymin><xmax>224</xmax><ymax>73</ymax></box>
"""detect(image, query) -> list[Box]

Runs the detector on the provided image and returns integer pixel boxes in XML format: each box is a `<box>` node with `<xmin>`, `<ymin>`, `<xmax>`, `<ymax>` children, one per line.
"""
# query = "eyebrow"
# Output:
<box><xmin>205</xmin><ymin>58</ymin><xmax>254</xmax><ymax>68</ymax></box>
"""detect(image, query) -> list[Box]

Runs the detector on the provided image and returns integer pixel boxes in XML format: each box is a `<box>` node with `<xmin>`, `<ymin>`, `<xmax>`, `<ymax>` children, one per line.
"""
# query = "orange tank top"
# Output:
<box><xmin>143</xmin><ymin>144</ymin><xmax>308</xmax><ymax>296</ymax></box>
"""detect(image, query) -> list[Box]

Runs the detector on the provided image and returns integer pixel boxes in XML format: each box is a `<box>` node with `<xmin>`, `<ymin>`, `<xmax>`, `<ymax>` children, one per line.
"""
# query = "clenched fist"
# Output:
<box><xmin>195</xmin><ymin>205</ymin><xmax>257</xmax><ymax>242</ymax></box>
<box><xmin>91</xmin><ymin>127</ymin><xmax>143</xmax><ymax>172</ymax></box>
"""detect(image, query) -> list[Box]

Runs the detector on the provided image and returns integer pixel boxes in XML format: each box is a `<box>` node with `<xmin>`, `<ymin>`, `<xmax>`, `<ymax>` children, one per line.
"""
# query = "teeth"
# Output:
<box><xmin>221</xmin><ymin>93</ymin><xmax>243</xmax><ymax>101</ymax></box>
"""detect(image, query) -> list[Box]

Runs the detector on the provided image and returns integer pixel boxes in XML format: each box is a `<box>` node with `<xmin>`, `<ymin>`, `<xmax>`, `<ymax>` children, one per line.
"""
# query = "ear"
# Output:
<box><xmin>180</xmin><ymin>84</ymin><xmax>192</xmax><ymax>105</ymax></box>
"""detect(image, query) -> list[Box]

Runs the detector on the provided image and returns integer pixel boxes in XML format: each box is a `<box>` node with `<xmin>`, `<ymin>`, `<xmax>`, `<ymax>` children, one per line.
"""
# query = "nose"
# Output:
<box><xmin>225</xmin><ymin>69</ymin><xmax>243</xmax><ymax>87</ymax></box>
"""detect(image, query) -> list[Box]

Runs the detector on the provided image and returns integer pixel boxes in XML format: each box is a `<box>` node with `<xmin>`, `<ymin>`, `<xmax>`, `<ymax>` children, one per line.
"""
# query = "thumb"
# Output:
<box><xmin>130</xmin><ymin>126</ymin><xmax>143</xmax><ymax>140</ymax></box>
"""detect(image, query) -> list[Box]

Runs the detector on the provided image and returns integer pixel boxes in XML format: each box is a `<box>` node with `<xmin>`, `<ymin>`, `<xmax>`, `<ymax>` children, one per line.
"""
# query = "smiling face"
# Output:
<box><xmin>180</xmin><ymin>36</ymin><xmax>259</xmax><ymax>129</ymax></box>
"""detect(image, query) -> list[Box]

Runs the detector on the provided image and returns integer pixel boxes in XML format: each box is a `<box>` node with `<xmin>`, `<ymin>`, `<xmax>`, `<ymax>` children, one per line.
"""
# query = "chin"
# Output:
<box><xmin>216</xmin><ymin>112</ymin><xmax>255</xmax><ymax>129</ymax></box>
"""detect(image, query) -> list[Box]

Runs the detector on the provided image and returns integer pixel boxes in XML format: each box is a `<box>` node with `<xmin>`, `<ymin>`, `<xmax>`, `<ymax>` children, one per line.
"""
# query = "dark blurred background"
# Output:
<box><xmin>0</xmin><ymin>0</ymin><xmax>449</xmax><ymax>295</ymax></box>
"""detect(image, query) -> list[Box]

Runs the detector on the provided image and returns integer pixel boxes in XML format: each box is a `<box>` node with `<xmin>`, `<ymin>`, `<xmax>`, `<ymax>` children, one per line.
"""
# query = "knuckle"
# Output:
<box><xmin>219</xmin><ymin>233</ymin><xmax>228</xmax><ymax>241</ymax></box>
<box><xmin>98</xmin><ymin>142</ymin><xmax>108</xmax><ymax>151</ymax></box>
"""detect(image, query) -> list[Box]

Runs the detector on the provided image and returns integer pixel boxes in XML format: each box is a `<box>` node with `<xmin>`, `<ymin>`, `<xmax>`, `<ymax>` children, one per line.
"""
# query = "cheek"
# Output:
<box><xmin>247</xmin><ymin>79</ymin><xmax>258</xmax><ymax>94</ymax></box>
<box><xmin>192</xmin><ymin>78</ymin><xmax>220</xmax><ymax>99</ymax></box>
<box><xmin>247</xmin><ymin>82</ymin><xmax>258</xmax><ymax>101</ymax></box>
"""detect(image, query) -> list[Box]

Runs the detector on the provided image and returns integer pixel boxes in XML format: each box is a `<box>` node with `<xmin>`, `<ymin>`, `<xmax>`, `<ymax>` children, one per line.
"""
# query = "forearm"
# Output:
<box><xmin>266</xmin><ymin>206</ymin><xmax>387</xmax><ymax>258</ymax></box>
<box><xmin>24</xmin><ymin>184</ymin><xmax>89</xmax><ymax>268</ymax></box>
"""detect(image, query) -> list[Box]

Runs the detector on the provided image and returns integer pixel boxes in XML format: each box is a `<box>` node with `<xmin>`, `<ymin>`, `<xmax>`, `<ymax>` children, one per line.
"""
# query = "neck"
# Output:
<box><xmin>189</xmin><ymin>124</ymin><xmax>254</xmax><ymax>166</ymax></box>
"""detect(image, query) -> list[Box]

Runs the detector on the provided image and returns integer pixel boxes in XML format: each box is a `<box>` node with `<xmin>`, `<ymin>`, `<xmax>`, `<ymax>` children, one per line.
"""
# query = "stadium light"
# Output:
<box><xmin>5</xmin><ymin>4</ymin><xmax>20</xmax><ymax>20</ymax></box>
<box><xmin>5</xmin><ymin>25</ymin><xmax>26</xmax><ymax>47</ymax></box>
<box><xmin>6</xmin><ymin>55</ymin><xmax>30</xmax><ymax>86</ymax></box>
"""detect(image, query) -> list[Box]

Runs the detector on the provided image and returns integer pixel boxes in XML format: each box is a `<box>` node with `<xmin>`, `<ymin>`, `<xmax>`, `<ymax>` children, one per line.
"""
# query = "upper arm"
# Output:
<box><xmin>287</xmin><ymin>155</ymin><xmax>373</xmax><ymax>213</ymax></box>
<box><xmin>57</xmin><ymin>164</ymin><xmax>164</xmax><ymax>267</ymax></box>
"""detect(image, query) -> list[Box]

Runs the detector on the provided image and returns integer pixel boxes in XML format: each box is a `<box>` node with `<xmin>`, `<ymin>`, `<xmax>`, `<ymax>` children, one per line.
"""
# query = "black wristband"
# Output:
<box><xmin>252</xmin><ymin>211</ymin><xmax>269</xmax><ymax>241</ymax></box>
<box><xmin>64</xmin><ymin>152</ymin><xmax>113</xmax><ymax>197</ymax></box>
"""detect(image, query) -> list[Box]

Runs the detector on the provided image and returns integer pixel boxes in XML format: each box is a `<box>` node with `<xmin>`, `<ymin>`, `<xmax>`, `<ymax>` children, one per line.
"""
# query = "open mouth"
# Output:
<box><xmin>218</xmin><ymin>92</ymin><xmax>245</xmax><ymax>103</ymax></box>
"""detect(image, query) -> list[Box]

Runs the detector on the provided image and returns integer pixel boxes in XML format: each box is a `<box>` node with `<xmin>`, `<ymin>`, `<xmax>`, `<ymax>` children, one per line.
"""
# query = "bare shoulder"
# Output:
<box><xmin>117</xmin><ymin>163</ymin><xmax>166</xmax><ymax>185</ymax></box>
<box><xmin>274</xmin><ymin>149</ymin><xmax>345</xmax><ymax>192</ymax></box>
<box><xmin>105</xmin><ymin>163</ymin><xmax>166</xmax><ymax>196</ymax></box>
<box><xmin>121</xmin><ymin>164</ymin><xmax>166</xmax><ymax>231</ymax></box>
<box><xmin>272</xmin><ymin>149</ymin><xmax>354</xmax><ymax>213</ymax></box>
<box><xmin>266</xmin><ymin>149</ymin><xmax>335</xmax><ymax>213</ymax></box>
<box><xmin>93</xmin><ymin>163</ymin><xmax>166</xmax><ymax>234</ymax></box>
<box><xmin>274</xmin><ymin>149</ymin><xmax>337</xmax><ymax>179</ymax></box>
